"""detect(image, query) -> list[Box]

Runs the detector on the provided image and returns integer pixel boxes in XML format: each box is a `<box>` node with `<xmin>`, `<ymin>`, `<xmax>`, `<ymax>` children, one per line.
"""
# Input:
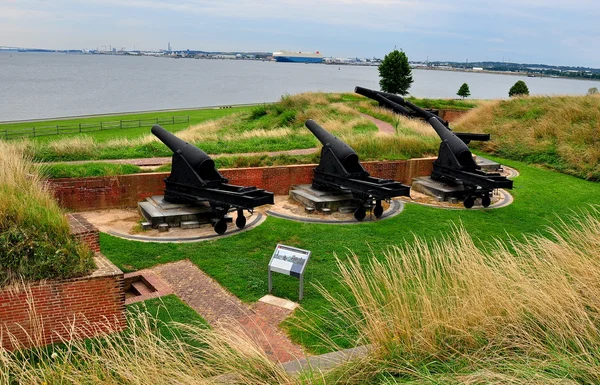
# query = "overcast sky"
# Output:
<box><xmin>1</xmin><ymin>0</ymin><xmax>599</xmax><ymax>67</ymax></box>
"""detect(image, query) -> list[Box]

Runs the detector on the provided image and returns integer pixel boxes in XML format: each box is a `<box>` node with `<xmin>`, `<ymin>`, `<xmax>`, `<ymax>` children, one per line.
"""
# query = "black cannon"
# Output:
<box><xmin>354</xmin><ymin>87</ymin><xmax>513</xmax><ymax>208</ymax></box>
<box><xmin>306</xmin><ymin>119</ymin><xmax>410</xmax><ymax>220</ymax></box>
<box><xmin>152</xmin><ymin>125</ymin><xmax>274</xmax><ymax>234</ymax></box>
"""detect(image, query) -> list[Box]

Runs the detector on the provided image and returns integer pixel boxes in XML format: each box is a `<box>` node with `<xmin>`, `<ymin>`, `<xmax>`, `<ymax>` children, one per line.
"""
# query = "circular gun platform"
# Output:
<box><xmin>399</xmin><ymin>188</ymin><xmax>513</xmax><ymax>210</ymax></box>
<box><xmin>79</xmin><ymin>209</ymin><xmax>266</xmax><ymax>243</ymax></box>
<box><xmin>266</xmin><ymin>198</ymin><xmax>404</xmax><ymax>224</ymax></box>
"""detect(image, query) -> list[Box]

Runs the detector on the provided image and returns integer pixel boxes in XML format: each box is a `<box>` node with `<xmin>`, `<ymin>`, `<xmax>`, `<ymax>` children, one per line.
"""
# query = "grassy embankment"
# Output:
<box><xmin>15</xmin><ymin>93</ymin><xmax>442</xmax><ymax>177</ymax></box>
<box><xmin>456</xmin><ymin>95</ymin><xmax>600</xmax><ymax>180</ymax></box>
<box><xmin>3</xmin><ymin>210</ymin><xmax>600</xmax><ymax>384</ymax></box>
<box><xmin>0</xmin><ymin>142</ymin><xmax>94</xmax><ymax>285</ymax></box>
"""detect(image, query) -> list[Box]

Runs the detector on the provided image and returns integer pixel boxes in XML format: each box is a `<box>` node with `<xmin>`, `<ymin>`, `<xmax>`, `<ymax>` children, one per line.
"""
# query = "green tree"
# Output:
<box><xmin>588</xmin><ymin>87</ymin><xmax>599</xmax><ymax>95</ymax></box>
<box><xmin>378</xmin><ymin>49</ymin><xmax>413</xmax><ymax>95</ymax></box>
<box><xmin>457</xmin><ymin>83</ymin><xmax>471</xmax><ymax>99</ymax></box>
<box><xmin>509</xmin><ymin>80</ymin><xmax>529</xmax><ymax>97</ymax></box>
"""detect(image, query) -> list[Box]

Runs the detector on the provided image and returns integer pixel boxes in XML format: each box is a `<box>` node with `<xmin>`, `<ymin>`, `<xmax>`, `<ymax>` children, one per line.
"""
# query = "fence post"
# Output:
<box><xmin>100</xmin><ymin>121</ymin><xmax>103</xmax><ymax>130</ymax></box>
<box><xmin>56</xmin><ymin>125</ymin><xmax>59</xmax><ymax>135</ymax></box>
<box><xmin>187</xmin><ymin>116</ymin><xmax>190</xmax><ymax>123</ymax></box>
<box><xmin>33</xmin><ymin>126</ymin><xmax>36</xmax><ymax>137</ymax></box>
<box><xmin>79</xmin><ymin>123</ymin><xmax>82</xmax><ymax>133</ymax></box>
<box><xmin>138</xmin><ymin>119</ymin><xmax>141</xmax><ymax>127</ymax></box>
<box><xmin>156</xmin><ymin>118</ymin><xmax>159</xmax><ymax>124</ymax></box>
<box><xmin>4</xmin><ymin>128</ymin><xmax>7</xmax><ymax>140</ymax></box>
<box><xmin>172</xmin><ymin>116</ymin><xmax>175</xmax><ymax>124</ymax></box>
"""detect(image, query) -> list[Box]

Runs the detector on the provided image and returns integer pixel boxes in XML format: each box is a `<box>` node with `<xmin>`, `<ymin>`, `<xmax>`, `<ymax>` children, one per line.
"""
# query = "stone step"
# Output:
<box><xmin>181</xmin><ymin>220</ymin><xmax>200</xmax><ymax>229</ymax></box>
<box><xmin>131</xmin><ymin>281</ymin><xmax>154</xmax><ymax>296</ymax></box>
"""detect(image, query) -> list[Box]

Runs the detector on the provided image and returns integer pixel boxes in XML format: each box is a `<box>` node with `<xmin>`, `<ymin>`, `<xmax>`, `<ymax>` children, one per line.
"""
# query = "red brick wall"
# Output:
<box><xmin>67</xmin><ymin>213</ymin><xmax>100</xmax><ymax>253</ymax></box>
<box><xmin>48</xmin><ymin>158</ymin><xmax>436</xmax><ymax>211</ymax></box>
<box><xmin>0</xmin><ymin>255</ymin><xmax>125</xmax><ymax>351</ymax></box>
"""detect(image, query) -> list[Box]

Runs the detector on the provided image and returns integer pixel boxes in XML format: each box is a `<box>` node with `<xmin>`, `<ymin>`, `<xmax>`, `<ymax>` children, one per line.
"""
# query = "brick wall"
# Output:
<box><xmin>47</xmin><ymin>158</ymin><xmax>436</xmax><ymax>211</ymax></box>
<box><xmin>67</xmin><ymin>213</ymin><xmax>100</xmax><ymax>253</ymax></box>
<box><xmin>0</xmin><ymin>254</ymin><xmax>125</xmax><ymax>351</ymax></box>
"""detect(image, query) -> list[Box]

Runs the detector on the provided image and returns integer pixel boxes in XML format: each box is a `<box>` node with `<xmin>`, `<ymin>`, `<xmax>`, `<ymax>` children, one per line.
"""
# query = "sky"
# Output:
<box><xmin>1</xmin><ymin>0</ymin><xmax>599</xmax><ymax>67</ymax></box>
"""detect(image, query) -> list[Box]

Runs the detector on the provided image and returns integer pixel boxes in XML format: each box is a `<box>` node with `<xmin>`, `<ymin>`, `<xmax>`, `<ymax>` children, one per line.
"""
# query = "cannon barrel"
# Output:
<box><xmin>354</xmin><ymin>86</ymin><xmax>414</xmax><ymax>116</ymax></box>
<box><xmin>305</xmin><ymin>119</ymin><xmax>362</xmax><ymax>173</ymax></box>
<box><xmin>151</xmin><ymin>124</ymin><xmax>216</xmax><ymax>176</ymax></box>
<box><xmin>428</xmin><ymin>117</ymin><xmax>477</xmax><ymax>168</ymax></box>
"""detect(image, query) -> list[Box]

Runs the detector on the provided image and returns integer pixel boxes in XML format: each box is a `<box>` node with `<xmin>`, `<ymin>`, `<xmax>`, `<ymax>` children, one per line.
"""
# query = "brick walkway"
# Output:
<box><xmin>360</xmin><ymin>113</ymin><xmax>396</xmax><ymax>134</ymax></box>
<box><xmin>151</xmin><ymin>260</ymin><xmax>305</xmax><ymax>363</ymax></box>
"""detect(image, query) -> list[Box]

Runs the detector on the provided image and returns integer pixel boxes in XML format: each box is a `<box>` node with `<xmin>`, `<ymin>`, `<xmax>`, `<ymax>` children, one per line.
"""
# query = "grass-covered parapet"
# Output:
<box><xmin>455</xmin><ymin>95</ymin><xmax>600</xmax><ymax>180</ymax></box>
<box><xmin>18</xmin><ymin>93</ymin><xmax>439</xmax><ymax>164</ymax></box>
<box><xmin>0</xmin><ymin>142</ymin><xmax>95</xmax><ymax>285</ymax></box>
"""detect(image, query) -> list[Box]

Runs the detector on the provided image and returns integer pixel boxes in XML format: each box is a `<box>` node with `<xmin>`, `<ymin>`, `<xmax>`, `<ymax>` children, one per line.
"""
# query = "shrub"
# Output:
<box><xmin>249</xmin><ymin>104</ymin><xmax>268</xmax><ymax>120</ymax></box>
<box><xmin>509</xmin><ymin>80</ymin><xmax>529</xmax><ymax>97</ymax></box>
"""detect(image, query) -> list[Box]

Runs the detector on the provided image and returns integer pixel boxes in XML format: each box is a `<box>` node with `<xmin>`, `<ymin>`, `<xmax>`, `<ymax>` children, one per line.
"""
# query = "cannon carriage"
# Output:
<box><xmin>305</xmin><ymin>119</ymin><xmax>410</xmax><ymax>220</ymax></box>
<box><xmin>355</xmin><ymin>87</ymin><xmax>513</xmax><ymax>208</ymax></box>
<box><xmin>151</xmin><ymin>124</ymin><xmax>274</xmax><ymax>234</ymax></box>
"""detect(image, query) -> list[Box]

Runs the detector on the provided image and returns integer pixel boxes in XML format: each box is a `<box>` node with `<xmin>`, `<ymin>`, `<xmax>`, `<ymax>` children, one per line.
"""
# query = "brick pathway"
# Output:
<box><xmin>360</xmin><ymin>113</ymin><xmax>396</xmax><ymax>134</ymax></box>
<box><xmin>150</xmin><ymin>260</ymin><xmax>305</xmax><ymax>363</ymax></box>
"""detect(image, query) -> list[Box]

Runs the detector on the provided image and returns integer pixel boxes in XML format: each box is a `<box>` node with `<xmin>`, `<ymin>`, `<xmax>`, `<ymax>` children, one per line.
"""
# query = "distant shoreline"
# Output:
<box><xmin>411</xmin><ymin>67</ymin><xmax>600</xmax><ymax>83</ymax></box>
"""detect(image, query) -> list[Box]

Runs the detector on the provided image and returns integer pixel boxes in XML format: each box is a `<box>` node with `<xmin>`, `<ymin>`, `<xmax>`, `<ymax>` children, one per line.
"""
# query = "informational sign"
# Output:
<box><xmin>268</xmin><ymin>244</ymin><xmax>311</xmax><ymax>300</ymax></box>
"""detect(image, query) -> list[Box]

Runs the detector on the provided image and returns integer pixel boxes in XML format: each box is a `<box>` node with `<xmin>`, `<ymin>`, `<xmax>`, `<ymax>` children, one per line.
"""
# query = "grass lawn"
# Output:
<box><xmin>1</xmin><ymin>107</ymin><xmax>253</xmax><ymax>143</ymax></box>
<box><xmin>100</xmin><ymin>156</ymin><xmax>600</xmax><ymax>354</ymax></box>
<box><xmin>127</xmin><ymin>294</ymin><xmax>208</xmax><ymax>345</ymax></box>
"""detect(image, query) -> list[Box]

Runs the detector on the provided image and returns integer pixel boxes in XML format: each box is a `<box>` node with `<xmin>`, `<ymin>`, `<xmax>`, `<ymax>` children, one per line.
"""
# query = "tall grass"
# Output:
<box><xmin>0</xmin><ymin>142</ymin><xmax>94</xmax><ymax>285</ymax></box>
<box><xmin>313</xmin><ymin>208</ymin><xmax>600</xmax><ymax>383</ymax></box>
<box><xmin>0</xmin><ymin>306</ymin><xmax>296</xmax><ymax>385</ymax></box>
<box><xmin>455</xmin><ymin>95</ymin><xmax>600</xmax><ymax>180</ymax></box>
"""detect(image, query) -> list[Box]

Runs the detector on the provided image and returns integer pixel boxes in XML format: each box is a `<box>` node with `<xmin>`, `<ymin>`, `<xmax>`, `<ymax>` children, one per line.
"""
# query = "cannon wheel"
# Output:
<box><xmin>481</xmin><ymin>195</ymin><xmax>491</xmax><ymax>208</ymax></box>
<box><xmin>463</xmin><ymin>196</ymin><xmax>475</xmax><ymax>209</ymax></box>
<box><xmin>235</xmin><ymin>215</ymin><xmax>247</xmax><ymax>229</ymax></box>
<box><xmin>373</xmin><ymin>201</ymin><xmax>384</xmax><ymax>218</ymax></box>
<box><xmin>214</xmin><ymin>220</ymin><xmax>227</xmax><ymax>235</ymax></box>
<box><xmin>354</xmin><ymin>207</ymin><xmax>366</xmax><ymax>221</ymax></box>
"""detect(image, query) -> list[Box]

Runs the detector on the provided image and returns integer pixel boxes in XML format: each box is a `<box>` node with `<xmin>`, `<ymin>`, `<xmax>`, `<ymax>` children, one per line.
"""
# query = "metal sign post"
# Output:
<box><xmin>268</xmin><ymin>244</ymin><xmax>311</xmax><ymax>300</ymax></box>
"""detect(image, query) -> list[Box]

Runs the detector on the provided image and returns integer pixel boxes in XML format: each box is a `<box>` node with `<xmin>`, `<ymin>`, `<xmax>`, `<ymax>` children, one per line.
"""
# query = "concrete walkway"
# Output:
<box><xmin>150</xmin><ymin>260</ymin><xmax>305</xmax><ymax>363</ymax></box>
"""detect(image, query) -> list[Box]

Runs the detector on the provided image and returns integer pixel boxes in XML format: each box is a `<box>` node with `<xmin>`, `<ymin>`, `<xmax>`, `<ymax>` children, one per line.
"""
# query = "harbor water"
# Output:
<box><xmin>1</xmin><ymin>52</ymin><xmax>598</xmax><ymax>121</ymax></box>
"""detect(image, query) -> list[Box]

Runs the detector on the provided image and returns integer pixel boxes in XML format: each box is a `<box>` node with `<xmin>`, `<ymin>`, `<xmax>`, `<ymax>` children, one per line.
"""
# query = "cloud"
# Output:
<box><xmin>1</xmin><ymin>0</ymin><xmax>599</xmax><ymax>66</ymax></box>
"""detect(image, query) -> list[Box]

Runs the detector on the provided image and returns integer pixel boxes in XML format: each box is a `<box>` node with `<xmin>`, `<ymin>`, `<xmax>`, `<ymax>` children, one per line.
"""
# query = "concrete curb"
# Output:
<box><xmin>106</xmin><ymin>213</ymin><xmax>265</xmax><ymax>242</ymax></box>
<box><xmin>266</xmin><ymin>200</ymin><xmax>404</xmax><ymax>224</ymax></box>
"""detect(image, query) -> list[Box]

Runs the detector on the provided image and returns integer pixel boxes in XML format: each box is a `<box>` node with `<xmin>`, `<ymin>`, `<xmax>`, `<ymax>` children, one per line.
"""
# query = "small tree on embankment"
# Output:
<box><xmin>509</xmin><ymin>80</ymin><xmax>529</xmax><ymax>97</ymax></box>
<box><xmin>378</xmin><ymin>49</ymin><xmax>413</xmax><ymax>95</ymax></box>
<box><xmin>457</xmin><ymin>83</ymin><xmax>471</xmax><ymax>99</ymax></box>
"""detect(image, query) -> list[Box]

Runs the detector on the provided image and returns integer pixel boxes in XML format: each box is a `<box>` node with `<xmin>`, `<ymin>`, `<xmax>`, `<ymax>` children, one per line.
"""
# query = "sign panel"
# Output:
<box><xmin>268</xmin><ymin>244</ymin><xmax>310</xmax><ymax>278</ymax></box>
